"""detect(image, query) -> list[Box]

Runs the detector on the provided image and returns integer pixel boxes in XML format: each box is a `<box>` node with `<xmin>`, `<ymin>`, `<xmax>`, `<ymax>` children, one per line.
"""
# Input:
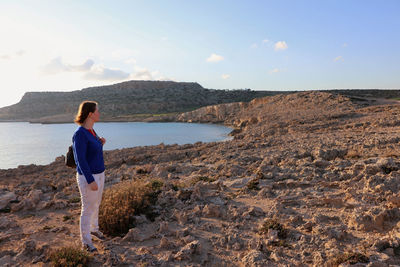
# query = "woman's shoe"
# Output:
<box><xmin>83</xmin><ymin>243</ymin><xmax>98</xmax><ymax>252</ymax></box>
<box><xmin>91</xmin><ymin>230</ymin><xmax>105</xmax><ymax>240</ymax></box>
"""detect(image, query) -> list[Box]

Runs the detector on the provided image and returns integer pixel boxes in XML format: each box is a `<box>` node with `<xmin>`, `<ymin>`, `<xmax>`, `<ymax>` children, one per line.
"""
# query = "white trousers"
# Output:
<box><xmin>76</xmin><ymin>172</ymin><xmax>105</xmax><ymax>246</ymax></box>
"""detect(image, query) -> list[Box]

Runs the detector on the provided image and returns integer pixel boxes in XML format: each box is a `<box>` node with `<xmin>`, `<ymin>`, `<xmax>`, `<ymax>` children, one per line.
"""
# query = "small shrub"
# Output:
<box><xmin>0</xmin><ymin>207</ymin><xmax>11</xmax><ymax>213</ymax></box>
<box><xmin>99</xmin><ymin>179</ymin><xmax>160</xmax><ymax>236</ymax></box>
<box><xmin>49</xmin><ymin>246</ymin><xmax>91</xmax><ymax>267</ymax></box>
<box><xmin>171</xmin><ymin>182</ymin><xmax>185</xmax><ymax>191</ymax></box>
<box><xmin>43</xmin><ymin>225</ymin><xmax>53</xmax><ymax>231</ymax></box>
<box><xmin>269</xmin><ymin>240</ymin><xmax>291</xmax><ymax>247</ymax></box>
<box><xmin>63</xmin><ymin>215</ymin><xmax>72</xmax><ymax>222</ymax></box>
<box><xmin>136</xmin><ymin>168</ymin><xmax>147</xmax><ymax>174</ymax></box>
<box><xmin>136</xmin><ymin>165</ymin><xmax>152</xmax><ymax>174</ymax></box>
<box><xmin>247</xmin><ymin>179</ymin><xmax>260</xmax><ymax>190</ymax></box>
<box><xmin>150</xmin><ymin>179</ymin><xmax>164</xmax><ymax>191</ymax></box>
<box><xmin>376</xmin><ymin>241</ymin><xmax>400</xmax><ymax>255</ymax></box>
<box><xmin>259</xmin><ymin>218</ymin><xmax>287</xmax><ymax>239</ymax></box>
<box><xmin>190</xmin><ymin>176</ymin><xmax>216</xmax><ymax>185</ymax></box>
<box><xmin>256</xmin><ymin>171</ymin><xmax>265</xmax><ymax>179</ymax></box>
<box><xmin>68</xmin><ymin>197</ymin><xmax>80</xmax><ymax>204</ymax></box>
<box><xmin>328</xmin><ymin>252</ymin><xmax>369</xmax><ymax>266</ymax></box>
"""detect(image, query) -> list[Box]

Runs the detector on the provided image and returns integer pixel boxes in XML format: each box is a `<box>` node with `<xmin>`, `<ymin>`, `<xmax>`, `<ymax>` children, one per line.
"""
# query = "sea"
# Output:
<box><xmin>0</xmin><ymin>122</ymin><xmax>233</xmax><ymax>170</ymax></box>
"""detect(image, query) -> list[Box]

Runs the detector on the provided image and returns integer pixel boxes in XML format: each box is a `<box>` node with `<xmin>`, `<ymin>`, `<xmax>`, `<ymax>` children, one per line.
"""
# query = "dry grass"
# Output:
<box><xmin>49</xmin><ymin>246</ymin><xmax>91</xmax><ymax>267</ymax></box>
<box><xmin>136</xmin><ymin>164</ymin><xmax>153</xmax><ymax>174</ymax></box>
<box><xmin>328</xmin><ymin>252</ymin><xmax>369</xmax><ymax>266</ymax></box>
<box><xmin>247</xmin><ymin>179</ymin><xmax>260</xmax><ymax>190</ymax></box>
<box><xmin>190</xmin><ymin>176</ymin><xmax>216</xmax><ymax>185</ymax></box>
<box><xmin>67</xmin><ymin>196</ymin><xmax>80</xmax><ymax>204</ymax></box>
<box><xmin>99</xmin><ymin>179</ymin><xmax>160</xmax><ymax>236</ymax></box>
<box><xmin>346</xmin><ymin>149</ymin><xmax>362</xmax><ymax>159</ymax></box>
<box><xmin>63</xmin><ymin>215</ymin><xmax>72</xmax><ymax>222</ymax></box>
<box><xmin>259</xmin><ymin>218</ymin><xmax>287</xmax><ymax>239</ymax></box>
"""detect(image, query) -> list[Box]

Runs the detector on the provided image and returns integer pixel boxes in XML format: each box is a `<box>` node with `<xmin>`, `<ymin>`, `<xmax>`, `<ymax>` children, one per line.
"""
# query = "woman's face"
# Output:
<box><xmin>90</xmin><ymin>106</ymin><xmax>100</xmax><ymax>122</ymax></box>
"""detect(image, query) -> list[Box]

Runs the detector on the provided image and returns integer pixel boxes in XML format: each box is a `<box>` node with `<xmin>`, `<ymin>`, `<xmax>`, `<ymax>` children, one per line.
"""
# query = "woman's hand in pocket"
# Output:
<box><xmin>89</xmin><ymin>181</ymin><xmax>98</xmax><ymax>191</ymax></box>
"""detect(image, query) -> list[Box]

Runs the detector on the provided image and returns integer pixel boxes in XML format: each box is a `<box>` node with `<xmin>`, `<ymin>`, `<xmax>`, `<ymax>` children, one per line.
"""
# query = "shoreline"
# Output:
<box><xmin>0</xmin><ymin>121</ymin><xmax>235</xmax><ymax>171</ymax></box>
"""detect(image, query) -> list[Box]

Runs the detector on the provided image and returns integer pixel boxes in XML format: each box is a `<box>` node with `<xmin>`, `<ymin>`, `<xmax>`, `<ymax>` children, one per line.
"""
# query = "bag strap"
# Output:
<box><xmin>93</xmin><ymin>129</ymin><xmax>100</xmax><ymax>140</ymax></box>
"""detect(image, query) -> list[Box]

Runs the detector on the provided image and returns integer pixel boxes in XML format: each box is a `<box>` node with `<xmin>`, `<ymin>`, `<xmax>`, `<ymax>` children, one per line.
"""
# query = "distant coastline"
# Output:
<box><xmin>0</xmin><ymin>80</ymin><xmax>281</xmax><ymax>124</ymax></box>
<box><xmin>1</xmin><ymin>80</ymin><xmax>399</xmax><ymax>124</ymax></box>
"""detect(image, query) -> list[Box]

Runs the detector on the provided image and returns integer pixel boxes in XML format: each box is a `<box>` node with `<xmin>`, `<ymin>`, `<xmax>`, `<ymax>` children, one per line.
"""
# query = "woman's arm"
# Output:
<box><xmin>73</xmin><ymin>131</ymin><xmax>96</xmax><ymax>184</ymax></box>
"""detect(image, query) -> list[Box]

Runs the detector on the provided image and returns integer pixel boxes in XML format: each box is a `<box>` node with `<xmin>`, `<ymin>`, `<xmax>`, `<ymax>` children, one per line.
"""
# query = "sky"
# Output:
<box><xmin>0</xmin><ymin>0</ymin><xmax>399</xmax><ymax>108</ymax></box>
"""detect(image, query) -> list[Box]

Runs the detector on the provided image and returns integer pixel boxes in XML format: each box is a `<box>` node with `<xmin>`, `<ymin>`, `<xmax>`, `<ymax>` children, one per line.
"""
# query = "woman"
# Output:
<box><xmin>73</xmin><ymin>101</ymin><xmax>106</xmax><ymax>252</ymax></box>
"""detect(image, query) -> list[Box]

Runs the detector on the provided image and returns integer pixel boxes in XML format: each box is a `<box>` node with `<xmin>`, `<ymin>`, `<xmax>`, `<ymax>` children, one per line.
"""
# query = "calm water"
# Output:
<box><xmin>0</xmin><ymin>122</ymin><xmax>232</xmax><ymax>169</ymax></box>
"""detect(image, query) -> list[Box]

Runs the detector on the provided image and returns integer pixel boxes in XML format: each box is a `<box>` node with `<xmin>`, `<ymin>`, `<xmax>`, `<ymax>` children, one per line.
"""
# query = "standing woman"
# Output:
<box><xmin>73</xmin><ymin>101</ymin><xmax>106</xmax><ymax>252</ymax></box>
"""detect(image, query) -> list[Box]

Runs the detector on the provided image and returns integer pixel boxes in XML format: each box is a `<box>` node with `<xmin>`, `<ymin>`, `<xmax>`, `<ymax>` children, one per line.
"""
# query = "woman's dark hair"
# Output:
<box><xmin>74</xmin><ymin>101</ymin><xmax>98</xmax><ymax>125</ymax></box>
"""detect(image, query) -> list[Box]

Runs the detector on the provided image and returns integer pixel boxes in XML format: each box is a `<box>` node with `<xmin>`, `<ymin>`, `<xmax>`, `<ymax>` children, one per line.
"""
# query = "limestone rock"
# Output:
<box><xmin>0</xmin><ymin>191</ymin><xmax>16</xmax><ymax>210</ymax></box>
<box><xmin>0</xmin><ymin>255</ymin><xmax>12</xmax><ymax>267</ymax></box>
<box><xmin>122</xmin><ymin>228</ymin><xmax>141</xmax><ymax>242</ymax></box>
<box><xmin>203</xmin><ymin>204</ymin><xmax>221</xmax><ymax>218</ymax></box>
<box><xmin>223</xmin><ymin>177</ymin><xmax>251</xmax><ymax>188</ymax></box>
<box><xmin>241</xmin><ymin>250</ymin><xmax>271</xmax><ymax>267</ymax></box>
<box><xmin>313</xmin><ymin>148</ymin><xmax>347</xmax><ymax>161</ymax></box>
<box><xmin>174</xmin><ymin>240</ymin><xmax>201</xmax><ymax>261</ymax></box>
<box><xmin>349</xmin><ymin>207</ymin><xmax>400</xmax><ymax>231</ymax></box>
<box><xmin>0</xmin><ymin>217</ymin><xmax>16</xmax><ymax>229</ymax></box>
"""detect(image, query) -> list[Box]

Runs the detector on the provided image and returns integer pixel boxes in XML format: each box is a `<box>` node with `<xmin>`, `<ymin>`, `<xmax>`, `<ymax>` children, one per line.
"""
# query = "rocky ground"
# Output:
<box><xmin>2</xmin><ymin>91</ymin><xmax>400</xmax><ymax>266</ymax></box>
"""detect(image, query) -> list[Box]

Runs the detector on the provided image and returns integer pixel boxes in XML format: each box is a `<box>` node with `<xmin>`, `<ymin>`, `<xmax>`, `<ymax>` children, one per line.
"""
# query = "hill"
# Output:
<box><xmin>0</xmin><ymin>80</ymin><xmax>282</xmax><ymax>123</ymax></box>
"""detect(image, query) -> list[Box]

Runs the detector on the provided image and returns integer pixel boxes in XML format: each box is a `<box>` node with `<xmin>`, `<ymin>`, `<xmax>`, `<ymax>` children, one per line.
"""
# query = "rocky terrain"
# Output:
<box><xmin>2</xmin><ymin>91</ymin><xmax>400</xmax><ymax>266</ymax></box>
<box><xmin>0</xmin><ymin>80</ymin><xmax>280</xmax><ymax>123</ymax></box>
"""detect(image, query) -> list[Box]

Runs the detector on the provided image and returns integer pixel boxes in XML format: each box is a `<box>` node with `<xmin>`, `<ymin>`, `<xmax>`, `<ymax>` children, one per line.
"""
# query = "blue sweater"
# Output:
<box><xmin>72</xmin><ymin>126</ymin><xmax>105</xmax><ymax>184</ymax></box>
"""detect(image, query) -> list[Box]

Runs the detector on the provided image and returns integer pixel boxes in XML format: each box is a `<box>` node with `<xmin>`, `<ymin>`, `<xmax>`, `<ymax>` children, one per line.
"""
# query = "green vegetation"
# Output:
<box><xmin>247</xmin><ymin>179</ymin><xmax>260</xmax><ymax>190</ymax></box>
<box><xmin>190</xmin><ymin>176</ymin><xmax>216</xmax><ymax>185</ymax></box>
<box><xmin>150</xmin><ymin>179</ymin><xmax>164</xmax><ymax>191</ymax></box>
<box><xmin>0</xmin><ymin>207</ymin><xmax>11</xmax><ymax>213</ymax></box>
<box><xmin>67</xmin><ymin>197</ymin><xmax>81</xmax><ymax>204</ymax></box>
<box><xmin>259</xmin><ymin>218</ymin><xmax>287</xmax><ymax>239</ymax></box>
<box><xmin>99</xmin><ymin>179</ymin><xmax>160</xmax><ymax>236</ymax></box>
<box><xmin>63</xmin><ymin>215</ymin><xmax>73</xmax><ymax>222</ymax></box>
<box><xmin>49</xmin><ymin>246</ymin><xmax>91</xmax><ymax>267</ymax></box>
<box><xmin>328</xmin><ymin>252</ymin><xmax>369</xmax><ymax>266</ymax></box>
<box><xmin>42</xmin><ymin>225</ymin><xmax>53</xmax><ymax>231</ymax></box>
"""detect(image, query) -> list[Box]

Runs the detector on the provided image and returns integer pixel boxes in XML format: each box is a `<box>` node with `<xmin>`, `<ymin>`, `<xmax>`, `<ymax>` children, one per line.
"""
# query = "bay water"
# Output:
<box><xmin>0</xmin><ymin>122</ymin><xmax>232</xmax><ymax>169</ymax></box>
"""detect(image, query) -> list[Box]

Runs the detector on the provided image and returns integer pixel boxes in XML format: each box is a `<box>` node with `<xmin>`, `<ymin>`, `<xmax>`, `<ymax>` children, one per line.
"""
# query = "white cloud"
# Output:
<box><xmin>42</xmin><ymin>57</ymin><xmax>94</xmax><ymax>74</ymax></box>
<box><xmin>274</xmin><ymin>41</ymin><xmax>288</xmax><ymax>51</ymax></box>
<box><xmin>269</xmin><ymin>68</ymin><xmax>286</xmax><ymax>74</ymax></box>
<box><xmin>262</xmin><ymin>39</ymin><xmax>269</xmax><ymax>44</ymax></box>
<box><xmin>0</xmin><ymin>50</ymin><xmax>26</xmax><ymax>60</ymax></box>
<box><xmin>157</xmin><ymin>76</ymin><xmax>174</xmax><ymax>81</ymax></box>
<box><xmin>42</xmin><ymin>57</ymin><xmax>69</xmax><ymax>74</ymax></box>
<box><xmin>206</xmin><ymin>53</ymin><xmax>224</xmax><ymax>62</ymax></box>
<box><xmin>70</xmin><ymin>59</ymin><xmax>94</xmax><ymax>71</ymax></box>
<box><xmin>250</xmin><ymin>43</ymin><xmax>258</xmax><ymax>49</ymax></box>
<box><xmin>128</xmin><ymin>67</ymin><xmax>174</xmax><ymax>81</ymax></box>
<box><xmin>334</xmin><ymin>56</ymin><xmax>344</xmax><ymax>62</ymax></box>
<box><xmin>269</xmin><ymin>68</ymin><xmax>280</xmax><ymax>74</ymax></box>
<box><xmin>129</xmin><ymin>67</ymin><xmax>153</xmax><ymax>80</ymax></box>
<box><xmin>125</xmin><ymin>58</ymin><xmax>137</xmax><ymax>65</ymax></box>
<box><xmin>221</xmin><ymin>74</ymin><xmax>230</xmax><ymax>79</ymax></box>
<box><xmin>0</xmin><ymin>55</ymin><xmax>11</xmax><ymax>60</ymax></box>
<box><xmin>84</xmin><ymin>64</ymin><xmax>130</xmax><ymax>81</ymax></box>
